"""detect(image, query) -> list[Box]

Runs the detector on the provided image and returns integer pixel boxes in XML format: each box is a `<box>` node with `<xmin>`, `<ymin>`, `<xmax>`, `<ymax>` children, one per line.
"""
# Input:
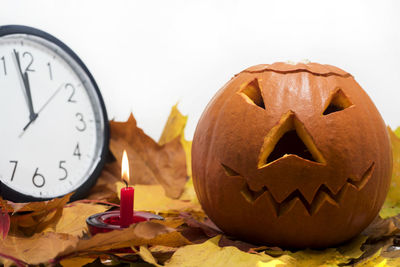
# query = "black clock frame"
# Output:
<box><xmin>0</xmin><ymin>25</ymin><xmax>110</xmax><ymax>202</ymax></box>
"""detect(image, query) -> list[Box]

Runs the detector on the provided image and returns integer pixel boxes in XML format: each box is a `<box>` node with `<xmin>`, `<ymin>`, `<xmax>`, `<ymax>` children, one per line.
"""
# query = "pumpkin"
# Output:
<box><xmin>192</xmin><ymin>62</ymin><xmax>392</xmax><ymax>248</ymax></box>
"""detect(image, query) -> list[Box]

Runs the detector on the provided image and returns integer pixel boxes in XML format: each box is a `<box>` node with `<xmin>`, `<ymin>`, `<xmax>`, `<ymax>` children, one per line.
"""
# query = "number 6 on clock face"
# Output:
<box><xmin>0</xmin><ymin>25</ymin><xmax>109</xmax><ymax>202</ymax></box>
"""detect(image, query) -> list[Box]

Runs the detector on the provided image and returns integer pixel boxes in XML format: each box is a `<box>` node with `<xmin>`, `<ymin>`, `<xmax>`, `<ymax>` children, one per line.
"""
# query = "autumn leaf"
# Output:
<box><xmin>86</xmin><ymin>162</ymin><xmax>121</xmax><ymax>202</ymax></box>
<box><xmin>0</xmin><ymin>197</ymin><xmax>10</xmax><ymax>240</ymax></box>
<box><xmin>115</xmin><ymin>183</ymin><xmax>201</xmax><ymax>213</ymax></box>
<box><xmin>0</xmin><ymin>232</ymin><xmax>79</xmax><ymax>265</ymax></box>
<box><xmin>110</xmin><ymin>114</ymin><xmax>187</xmax><ymax>199</ymax></box>
<box><xmin>158</xmin><ymin>104</ymin><xmax>196</xmax><ymax>203</ymax></box>
<box><xmin>42</xmin><ymin>203</ymin><xmax>109</xmax><ymax>237</ymax></box>
<box><xmin>0</xmin><ymin>210</ymin><xmax>10</xmax><ymax>240</ymax></box>
<box><xmin>159</xmin><ymin>103</ymin><xmax>192</xmax><ymax>179</ymax></box>
<box><xmin>380</xmin><ymin>127</ymin><xmax>400</xmax><ymax>218</ymax></box>
<box><xmin>57</xmin><ymin>221</ymin><xmax>191</xmax><ymax>259</ymax></box>
<box><xmin>9</xmin><ymin>193</ymin><xmax>72</xmax><ymax>236</ymax></box>
<box><xmin>395</xmin><ymin>126</ymin><xmax>400</xmax><ymax>137</ymax></box>
<box><xmin>137</xmin><ymin>245</ymin><xmax>162</xmax><ymax>267</ymax></box>
<box><xmin>164</xmin><ymin>235</ymin><xmax>293</xmax><ymax>267</ymax></box>
<box><xmin>362</xmin><ymin>215</ymin><xmax>400</xmax><ymax>241</ymax></box>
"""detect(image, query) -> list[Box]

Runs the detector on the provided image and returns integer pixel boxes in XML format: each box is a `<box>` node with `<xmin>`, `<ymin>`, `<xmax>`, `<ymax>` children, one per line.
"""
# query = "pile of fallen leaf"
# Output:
<box><xmin>1</xmin><ymin>105</ymin><xmax>400</xmax><ymax>267</ymax></box>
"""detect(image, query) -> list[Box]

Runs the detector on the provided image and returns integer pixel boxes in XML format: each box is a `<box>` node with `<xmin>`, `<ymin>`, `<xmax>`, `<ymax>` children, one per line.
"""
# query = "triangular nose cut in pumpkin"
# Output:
<box><xmin>258</xmin><ymin>111</ymin><xmax>326</xmax><ymax>168</ymax></box>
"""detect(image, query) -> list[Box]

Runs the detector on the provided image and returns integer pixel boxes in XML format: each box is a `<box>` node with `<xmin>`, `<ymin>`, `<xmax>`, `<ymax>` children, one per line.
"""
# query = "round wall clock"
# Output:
<box><xmin>0</xmin><ymin>25</ymin><xmax>109</xmax><ymax>202</ymax></box>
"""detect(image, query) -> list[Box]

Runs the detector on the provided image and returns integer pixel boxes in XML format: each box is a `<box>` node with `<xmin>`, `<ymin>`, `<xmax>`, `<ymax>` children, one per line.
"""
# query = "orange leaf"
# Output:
<box><xmin>9</xmin><ymin>193</ymin><xmax>72</xmax><ymax>236</ymax></box>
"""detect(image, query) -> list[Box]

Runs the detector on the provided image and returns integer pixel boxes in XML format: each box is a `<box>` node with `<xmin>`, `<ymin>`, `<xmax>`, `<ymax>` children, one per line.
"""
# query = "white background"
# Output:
<box><xmin>1</xmin><ymin>0</ymin><xmax>399</xmax><ymax>140</ymax></box>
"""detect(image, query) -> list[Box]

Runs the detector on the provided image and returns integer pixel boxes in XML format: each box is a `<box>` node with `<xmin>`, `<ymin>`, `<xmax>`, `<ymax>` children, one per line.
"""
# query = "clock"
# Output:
<box><xmin>0</xmin><ymin>25</ymin><xmax>109</xmax><ymax>202</ymax></box>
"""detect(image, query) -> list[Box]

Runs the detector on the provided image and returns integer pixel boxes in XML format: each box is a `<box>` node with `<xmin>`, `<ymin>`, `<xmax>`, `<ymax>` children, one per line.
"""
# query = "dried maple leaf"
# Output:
<box><xmin>0</xmin><ymin>232</ymin><xmax>79</xmax><ymax>265</ymax></box>
<box><xmin>86</xmin><ymin>162</ymin><xmax>121</xmax><ymax>202</ymax></box>
<box><xmin>110</xmin><ymin>114</ymin><xmax>187</xmax><ymax>199</ymax></box>
<box><xmin>0</xmin><ymin>197</ymin><xmax>10</xmax><ymax>240</ymax></box>
<box><xmin>164</xmin><ymin>235</ymin><xmax>292</xmax><ymax>267</ymax></box>
<box><xmin>57</xmin><ymin>221</ymin><xmax>191</xmax><ymax>259</ymax></box>
<box><xmin>42</xmin><ymin>203</ymin><xmax>109</xmax><ymax>237</ymax></box>
<box><xmin>159</xmin><ymin>104</ymin><xmax>192</xmax><ymax>179</ymax></box>
<box><xmin>381</xmin><ymin>127</ymin><xmax>400</xmax><ymax>218</ymax></box>
<box><xmin>362</xmin><ymin>215</ymin><xmax>400</xmax><ymax>241</ymax></box>
<box><xmin>9</xmin><ymin>193</ymin><xmax>72</xmax><ymax>236</ymax></box>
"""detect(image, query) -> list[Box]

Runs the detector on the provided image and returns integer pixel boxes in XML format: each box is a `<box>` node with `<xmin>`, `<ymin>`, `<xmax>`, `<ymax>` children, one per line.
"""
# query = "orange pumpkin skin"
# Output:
<box><xmin>192</xmin><ymin>62</ymin><xmax>392</xmax><ymax>248</ymax></box>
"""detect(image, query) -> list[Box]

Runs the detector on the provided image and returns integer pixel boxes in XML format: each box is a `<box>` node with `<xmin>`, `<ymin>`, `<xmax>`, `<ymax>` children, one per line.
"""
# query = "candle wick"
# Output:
<box><xmin>123</xmin><ymin>179</ymin><xmax>128</xmax><ymax>188</ymax></box>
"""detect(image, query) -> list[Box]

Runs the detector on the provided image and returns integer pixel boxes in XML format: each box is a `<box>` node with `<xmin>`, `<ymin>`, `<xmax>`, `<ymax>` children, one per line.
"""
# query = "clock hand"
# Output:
<box><xmin>19</xmin><ymin>83</ymin><xmax>65</xmax><ymax>137</ymax></box>
<box><xmin>36</xmin><ymin>83</ymin><xmax>65</xmax><ymax>114</ymax></box>
<box><xmin>23</xmin><ymin>72</ymin><xmax>38</xmax><ymax>121</ymax></box>
<box><xmin>12</xmin><ymin>50</ymin><xmax>38</xmax><ymax>121</ymax></box>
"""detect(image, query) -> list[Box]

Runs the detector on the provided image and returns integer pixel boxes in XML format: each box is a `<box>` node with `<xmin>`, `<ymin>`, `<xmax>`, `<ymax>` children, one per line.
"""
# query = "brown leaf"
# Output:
<box><xmin>363</xmin><ymin>215</ymin><xmax>400</xmax><ymax>241</ymax></box>
<box><xmin>179</xmin><ymin>212</ymin><xmax>222</xmax><ymax>238</ymax></box>
<box><xmin>159</xmin><ymin>103</ymin><xmax>192</xmax><ymax>180</ymax></box>
<box><xmin>110</xmin><ymin>114</ymin><xmax>187</xmax><ymax>199</ymax></box>
<box><xmin>0</xmin><ymin>210</ymin><xmax>10</xmax><ymax>240</ymax></box>
<box><xmin>86</xmin><ymin>163</ymin><xmax>121</xmax><ymax>202</ymax></box>
<box><xmin>0</xmin><ymin>232</ymin><xmax>79</xmax><ymax>265</ymax></box>
<box><xmin>9</xmin><ymin>193</ymin><xmax>72</xmax><ymax>236</ymax></box>
<box><xmin>58</xmin><ymin>221</ymin><xmax>191</xmax><ymax>257</ymax></box>
<box><xmin>0</xmin><ymin>197</ymin><xmax>10</xmax><ymax>240</ymax></box>
<box><xmin>218</xmin><ymin>236</ymin><xmax>270</xmax><ymax>253</ymax></box>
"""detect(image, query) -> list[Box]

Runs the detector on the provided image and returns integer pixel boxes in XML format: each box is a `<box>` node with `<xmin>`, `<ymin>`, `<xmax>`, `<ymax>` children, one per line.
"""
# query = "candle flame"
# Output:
<box><xmin>121</xmin><ymin>150</ymin><xmax>130</xmax><ymax>184</ymax></box>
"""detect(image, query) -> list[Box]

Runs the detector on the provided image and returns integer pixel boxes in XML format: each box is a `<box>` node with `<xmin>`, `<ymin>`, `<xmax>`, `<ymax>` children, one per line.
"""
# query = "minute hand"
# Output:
<box><xmin>13</xmin><ymin>50</ymin><xmax>37</xmax><ymax>121</ymax></box>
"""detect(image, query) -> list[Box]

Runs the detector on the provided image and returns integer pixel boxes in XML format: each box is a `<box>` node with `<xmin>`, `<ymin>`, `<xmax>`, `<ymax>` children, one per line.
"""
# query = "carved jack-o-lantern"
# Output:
<box><xmin>192</xmin><ymin>62</ymin><xmax>392</xmax><ymax>248</ymax></box>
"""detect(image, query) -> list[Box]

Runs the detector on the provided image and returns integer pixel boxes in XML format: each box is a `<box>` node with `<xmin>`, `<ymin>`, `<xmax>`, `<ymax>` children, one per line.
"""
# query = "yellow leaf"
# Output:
<box><xmin>138</xmin><ymin>245</ymin><xmax>162</xmax><ymax>267</ymax></box>
<box><xmin>381</xmin><ymin>128</ymin><xmax>400</xmax><ymax>218</ymax></box>
<box><xmin>159</xmin><ymin>103</ymin><xmax>188</xmax><ymax>145</ymax></box>
<box><xmin>165</xmin><ymin>235</ymin><xmax>294</xmax><ymax>267</ymax></box>
<box><xmin>395</xmin><ymin>126</ymin><xmax>400</xmax><ymax>138</ymax></box>
<box><xmin>159</xmin><ymin>103</ymin><xmax>192</xmax><ymax>179</ymax></box>
<box><xmin>355</xmin><ymin>248</ymin><xmax>386</xmax><ymax>267</ymax></box>
<box><xmin>116</xmin><ymin>183</ymin><xmax>201</xmax><ymax>212</ymax></box>
<box><xmin>43</xmin><ymin>203</ymin><xmax>108</xmax><ymax>237</ymax></box>
<box><xmin>59</xmin><ymin>256</ymin><xmax>95</xmax><ymax>267</ymax></box>
<box><xmin>257</xmin><ymin>260</ymin><xmax>288</xmax><ymax>267</ymax></box>
<box><xmin>275</xmin><ymin>235</ymin><xmax>367</xmax><ymax>267</ymax></box>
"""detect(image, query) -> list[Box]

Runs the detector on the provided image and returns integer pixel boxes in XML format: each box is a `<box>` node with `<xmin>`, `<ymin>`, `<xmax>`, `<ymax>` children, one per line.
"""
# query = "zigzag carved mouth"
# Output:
<box><xmin>221</xmin><ymin>162</ymin><xmax>375</xmax><ymax>217</ymax></box>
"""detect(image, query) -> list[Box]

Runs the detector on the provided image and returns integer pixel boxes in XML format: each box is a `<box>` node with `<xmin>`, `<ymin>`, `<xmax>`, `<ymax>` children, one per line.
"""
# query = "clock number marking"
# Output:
<box><xmin>65</xmin><ymin>83</ymin><xmax>77</xmax><ymax>103</ymax></box>
<box><xmin>32</xmin><ymin>168</ymin><xmax>45</xmax><ymax>188</ymax></box>
<box><xmin>75</xmin><ymin>113</ymin><xmax>86</xmax><ymax>131</ymax></box>
<box><xmin>1</xmin><ymin>56</ymin><xmax>6</xmax><ymax>75</ymax></box>
<box><xmin>47</xmin><ymin>62</ymin><xmax>53</xmax><ymax>80</ymax></box>
<box><xmin>9</xmin><ymin>160</ymin><xmax>18</xmax><ymax>181</ymax></box>
<box><xmin>59</xmin><ymin>161</ymin><xmax>68</xmax><ymax>180</ymax></box>
<box><xmin>73</xmin><ymin>143</ymin><xmax>82</xmax><ymax>160</ymax></box>
<box><xmin>22</xmin><ymin>52</ymin><xmax>35</xmax><ymax>72</ymax></box>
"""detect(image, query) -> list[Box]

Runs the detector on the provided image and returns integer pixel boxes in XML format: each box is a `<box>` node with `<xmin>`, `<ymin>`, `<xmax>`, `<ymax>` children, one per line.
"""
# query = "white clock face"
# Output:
<box><xmin>0</xmin><ymin>33</ymin><xmax>106</xmax><ymax>199</ymax></box>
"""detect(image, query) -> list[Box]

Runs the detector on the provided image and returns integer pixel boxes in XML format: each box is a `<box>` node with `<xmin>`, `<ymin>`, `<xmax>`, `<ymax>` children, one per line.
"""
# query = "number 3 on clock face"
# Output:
<box><xmin>0</xmin><ymin>25</ymin><xmax>109</xmax><ymax>202</ymax></box>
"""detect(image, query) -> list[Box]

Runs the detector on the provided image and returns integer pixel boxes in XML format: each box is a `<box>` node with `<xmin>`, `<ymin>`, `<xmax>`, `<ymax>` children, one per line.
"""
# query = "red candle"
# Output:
<box><xmin>120</xmin><ymin>150</ymin><xmax>134</xmax><ymax>228</ymax></box>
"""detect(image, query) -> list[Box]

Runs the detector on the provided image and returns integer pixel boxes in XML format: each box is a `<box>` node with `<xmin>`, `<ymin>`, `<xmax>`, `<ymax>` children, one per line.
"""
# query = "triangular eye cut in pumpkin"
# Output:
<box><xmin>323</xmin><ymin>88</ymin><xmax>353</xmax><ymax>115</ymax></box>
<box><xmin>238</xmin><ymin>79</ymin><xmax>265</xmax><ymax>109</ymax></box>
<box><xmin>258</xmin><ymin>111</ymin><xmax>326</xmax><ymax>168</ymax></box>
